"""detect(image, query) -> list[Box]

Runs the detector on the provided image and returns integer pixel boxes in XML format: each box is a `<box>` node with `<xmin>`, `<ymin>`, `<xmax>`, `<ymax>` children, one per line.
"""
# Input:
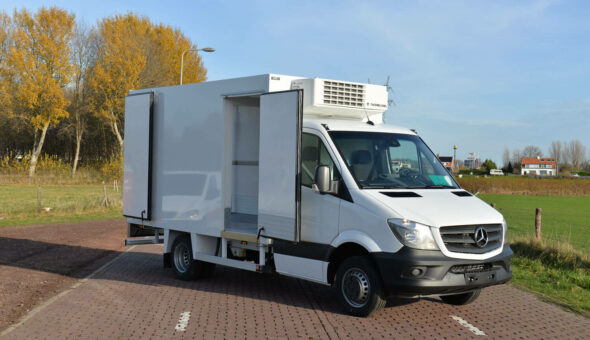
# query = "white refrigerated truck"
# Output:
<box><xmin>123</xmin><ymin>74</ymin><xmax>512</xmax><ymax>316</ymax></box>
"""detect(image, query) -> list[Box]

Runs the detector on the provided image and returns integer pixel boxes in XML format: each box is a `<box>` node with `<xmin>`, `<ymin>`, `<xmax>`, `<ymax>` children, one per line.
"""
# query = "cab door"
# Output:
<box><xmin>300</xmin><ymin>132</ymin><xmax>341</xmax><ymax>244</ymax></box>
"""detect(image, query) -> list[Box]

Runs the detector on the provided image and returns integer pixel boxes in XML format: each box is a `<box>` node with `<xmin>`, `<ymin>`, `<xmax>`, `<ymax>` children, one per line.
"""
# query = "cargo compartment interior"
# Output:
<box><xmin>225</xmin><ymin>96</ymin><xmax>260</xmax><ymax>235</ymax></box>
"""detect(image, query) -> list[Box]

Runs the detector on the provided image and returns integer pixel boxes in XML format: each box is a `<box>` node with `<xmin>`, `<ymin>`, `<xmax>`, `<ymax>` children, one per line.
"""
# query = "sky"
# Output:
<box><xmin>2</xmin><ymin>0</ymin><xmax>589</xmax><ymax>165</ymax></box>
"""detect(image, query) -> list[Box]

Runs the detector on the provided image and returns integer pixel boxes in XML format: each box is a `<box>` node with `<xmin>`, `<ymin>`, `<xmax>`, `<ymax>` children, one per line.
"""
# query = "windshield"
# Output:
<box><xmin>328</xmin><ymin>131</ymin><xmax>459</xmax><ymax>189</ymax></box>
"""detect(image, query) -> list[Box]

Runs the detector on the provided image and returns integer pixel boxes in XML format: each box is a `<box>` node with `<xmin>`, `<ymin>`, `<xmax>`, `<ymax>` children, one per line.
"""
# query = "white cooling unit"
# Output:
<box><xmin>290</xmin><ymin>78</ymin><xmax>388</xmax><ymax>119</ymax></box>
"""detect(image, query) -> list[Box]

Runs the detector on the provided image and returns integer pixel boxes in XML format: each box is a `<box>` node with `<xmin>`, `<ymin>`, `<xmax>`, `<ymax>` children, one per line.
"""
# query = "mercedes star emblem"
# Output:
<box><xmin>473</xmin><ymin>227</ymin><xmax>489</xmax><ymax>248</ymax></box>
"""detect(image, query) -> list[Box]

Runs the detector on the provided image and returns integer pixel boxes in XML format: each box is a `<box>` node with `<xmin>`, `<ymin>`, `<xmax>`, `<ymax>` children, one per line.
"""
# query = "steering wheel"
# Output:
<box><xmin>399</xmin><ymin>167</ymin><xmax>418</xmax><ymax>179</ymax></box>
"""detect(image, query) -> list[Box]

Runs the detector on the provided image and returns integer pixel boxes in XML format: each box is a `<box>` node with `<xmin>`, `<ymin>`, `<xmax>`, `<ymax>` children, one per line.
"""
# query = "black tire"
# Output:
<box><xmin>440</xmin><ymin>289</ymin><xmax>481</xmax><ymax>305</ymax></box>
<box><xmin>171</xmin><ymin>234</ymin><xmax>215</xmax><ymax>280</ymax></box>
<box><xmin>334</xmin><ymin>256</ymin><xmax>386</xmax><ymax>317</ymax></box>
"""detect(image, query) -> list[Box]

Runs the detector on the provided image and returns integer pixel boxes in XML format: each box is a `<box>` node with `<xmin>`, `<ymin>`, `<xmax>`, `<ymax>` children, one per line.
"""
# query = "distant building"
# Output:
<box><xmin>463</xmin><ymin>158</ymin><xmax>481</xmax><ymax>169</ymax></box>
<box><xmin>521</xmin><ymin>157</ymin><xmax>556</xmax><ymax>176</ymax></box>
<box><xmin>437</xmin><ymin>156</ymin><xmax>454</xmax><ymax>172</ymax></box>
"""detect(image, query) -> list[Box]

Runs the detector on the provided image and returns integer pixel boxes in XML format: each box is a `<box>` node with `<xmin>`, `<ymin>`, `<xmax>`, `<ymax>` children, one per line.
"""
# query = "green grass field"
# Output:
<box><xmin>479</xmin><ymin>194</ymin><xmax>590</xmax><ymax>253</ymax></box>
<box><xmin>479</xmin><ymin>194</ymin><xmax>589</xmax><ymax>316</ymax></box>
<box><xmin>0</xmin><ymin>184</ymin><xmax>122</xmax><ymax>227</ymax></box>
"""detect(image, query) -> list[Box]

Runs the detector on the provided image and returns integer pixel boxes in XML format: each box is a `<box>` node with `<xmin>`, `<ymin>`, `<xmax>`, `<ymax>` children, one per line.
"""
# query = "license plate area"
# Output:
<box><xmin>465</xmin><ymin>271</ymin><xmax>496</xmax><ymax>285</ymax></box>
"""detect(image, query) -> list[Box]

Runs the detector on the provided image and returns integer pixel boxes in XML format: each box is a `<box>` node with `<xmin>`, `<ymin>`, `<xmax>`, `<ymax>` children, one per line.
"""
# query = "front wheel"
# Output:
<box><xmin>440</xmin><ymin>289</ymin><xmax>481</xmax><ymax>305</ymax></box>
<box><xmin>335</xmin><ymin>256</ymin><xmax>386</xmax><ymax>317</ymax></box>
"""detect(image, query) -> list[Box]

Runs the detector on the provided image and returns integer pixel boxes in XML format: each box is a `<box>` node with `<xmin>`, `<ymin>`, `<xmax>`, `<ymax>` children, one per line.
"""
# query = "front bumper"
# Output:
<box><xmin>372</xmin><ymin>245</ymin><xmax>513</xmax><ymax>297</ymax></box>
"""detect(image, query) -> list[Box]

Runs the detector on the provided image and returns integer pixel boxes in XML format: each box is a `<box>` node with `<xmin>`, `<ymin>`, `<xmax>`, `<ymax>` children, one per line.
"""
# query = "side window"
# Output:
<box><xmin>301</xmin><ymin>133</ymin><xmax>339</xmax><ymax>187</ymax></box>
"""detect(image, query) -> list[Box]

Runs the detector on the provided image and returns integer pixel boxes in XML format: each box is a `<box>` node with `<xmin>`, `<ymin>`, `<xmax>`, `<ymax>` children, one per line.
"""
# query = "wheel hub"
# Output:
<box><xmin>173</xmin><ymin>243</ymin><xmax>191</xmax><ymax>273</ymax></box>
<box><xmin>342</xmin><ymin>268</ymin><xmax>370</xmax><ymax>308</ymax></box>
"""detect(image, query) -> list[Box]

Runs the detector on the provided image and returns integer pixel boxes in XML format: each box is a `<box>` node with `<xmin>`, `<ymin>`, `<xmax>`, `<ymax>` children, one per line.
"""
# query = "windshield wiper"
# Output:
<box><xmin>406</xmin><ymin>185</ymin><xmax>455</xmax><ymax>189</ymax></box>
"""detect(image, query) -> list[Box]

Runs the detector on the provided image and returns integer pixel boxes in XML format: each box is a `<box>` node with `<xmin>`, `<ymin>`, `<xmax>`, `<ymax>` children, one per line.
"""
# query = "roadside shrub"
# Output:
<box><xmin>99</xmin><ymin>155</ymin><xmax>123</xmax><ymax>181</ymax></box>
<box><xmin>457</xmin><ymin>176</ymin><xmax>590</xmax><ymax>196</ymax></box>
<box><xmin>35</xmin><ymin>154</ymin><xmax>70</xmax><ymax>176</ymax></box>
<box><xmin>458</xmin><ymin>169</ymin><xmax>488</xmax><ymax>176</ymax></box>
<box><xmin>1</xmin><ymin>153</ymin><xmax>114</xmax><ymax>184</ymax></box>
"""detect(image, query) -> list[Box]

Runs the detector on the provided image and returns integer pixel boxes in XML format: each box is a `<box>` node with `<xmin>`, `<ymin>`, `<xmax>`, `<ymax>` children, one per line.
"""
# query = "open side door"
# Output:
<box><xmin>123</xmin><ymin>92</ymin><xmax>153</xmax><ymax>220</ymax></box>
<box><xmin>258</xmin><ymin>90</ymin><xmax>303</xmax><ymax>242</ymax></box>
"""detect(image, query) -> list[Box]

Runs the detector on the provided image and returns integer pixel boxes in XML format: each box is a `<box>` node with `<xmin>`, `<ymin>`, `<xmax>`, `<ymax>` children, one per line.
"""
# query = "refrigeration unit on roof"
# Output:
<box><xmin>290</xmin><ymin>78</ymin><xmax>388</xmax><ymax>119</ymax></box>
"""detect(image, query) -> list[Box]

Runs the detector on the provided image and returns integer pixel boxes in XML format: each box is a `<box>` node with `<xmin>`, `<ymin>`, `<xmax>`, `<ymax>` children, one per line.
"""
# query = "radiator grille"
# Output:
<box><xmin>322</xmin><ymin>81</ymin><xmax>364</xmax><ymax>107</ymax></box>
<box><xmin>439</xmin><ymin>224</ymin><xmax>503</xmax><ymax>254</ymax></box>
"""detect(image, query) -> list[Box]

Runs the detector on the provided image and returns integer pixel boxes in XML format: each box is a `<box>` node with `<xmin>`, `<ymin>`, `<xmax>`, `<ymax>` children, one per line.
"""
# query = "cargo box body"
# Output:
<box><xmin>124</xmin><ymin>74</ymin><xmax>301</xmax><ymax>237</ymax></box>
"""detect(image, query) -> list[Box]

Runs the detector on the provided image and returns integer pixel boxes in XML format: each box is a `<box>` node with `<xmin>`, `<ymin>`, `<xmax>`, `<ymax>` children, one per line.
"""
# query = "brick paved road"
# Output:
<box><xmin>2</xmin><ymin>244</ymin><xmax>588</xmax><ymax>339</ymax></box>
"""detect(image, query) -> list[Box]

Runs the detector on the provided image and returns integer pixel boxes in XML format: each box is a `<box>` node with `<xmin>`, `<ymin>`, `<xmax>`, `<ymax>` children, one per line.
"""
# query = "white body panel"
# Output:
<box><xmin>274</xmin><ymin>254</ymin><xmax>328</xmax><ymax>284</ymax></box>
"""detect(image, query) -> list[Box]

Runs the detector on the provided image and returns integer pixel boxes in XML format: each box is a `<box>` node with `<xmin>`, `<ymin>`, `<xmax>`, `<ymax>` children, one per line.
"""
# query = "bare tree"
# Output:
<box><xmin>65</xmin><ymin>22</ymin><xmax>95</xmax><ymax>176</ymax></box>
<box><xmin>560</xmin><ymin>140</ymin><xmax>571</xmax><ymax>166</ymax></box>
<box><xmin>502</xmin><ymin>148</ymin><xmax>510</xmax><ymax>168</ymax></box>
<box><xmin>522</xmin><ymin>145</ymin><xmax>543</xmax><ymax>158</ymax></box>
<box><xmin>511</xmin><ymin>149</ymin><xmax>523</xmax><ymax>170</ymax></box>
<box><xmin>548</xmin><ymin>141</ymin><xmax>562</xmax><ymax>165</ymax></box>
<box><xmin>566</xmin><ymin>140</ymin><xmax>587</xmax><ymax>171</ymax></box>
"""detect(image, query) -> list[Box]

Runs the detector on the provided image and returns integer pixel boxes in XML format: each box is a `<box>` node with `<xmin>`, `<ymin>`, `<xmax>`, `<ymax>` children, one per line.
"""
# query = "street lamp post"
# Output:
<box><xmin>180</xmin><ymin>47</ymin><xmax>215</xmax><ymax>85</ymax></box>
<box><xmin>453</xmin><ymin>145</ymin><xmax>457</xmax><ymax>173</ymax></box>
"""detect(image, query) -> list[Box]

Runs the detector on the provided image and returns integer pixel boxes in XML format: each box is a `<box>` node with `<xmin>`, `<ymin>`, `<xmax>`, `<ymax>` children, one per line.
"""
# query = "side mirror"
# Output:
<box><xmin>312</xmin><ymin>165</ymin><xmax>338</xmax><ymax>195</ymax></box>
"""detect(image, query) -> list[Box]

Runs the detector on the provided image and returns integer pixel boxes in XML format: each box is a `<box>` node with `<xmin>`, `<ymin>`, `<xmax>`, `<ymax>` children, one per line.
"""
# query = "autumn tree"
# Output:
<box><xmin>88</xmin><ymin>14</ymin><xmax>146</xmax><ymax>151</ymax></box>
<box><xmin>142</xmin><ymin>23</ymin><xmax>206</xmax><ymax>87</ymax></box>
<box><xmin>0</xmin><ymin>12</ymin><xmax>10</xmax><ymax>116</ymax></box>
<box><xmin>4</xmin><ymin>7</ymin><xmax>74</xmax><ymax>176</ymax></box>
<box><xmin>89</xmin><ymin>13</ymin><xmax>206</xmax><ymax>153</ymax></box>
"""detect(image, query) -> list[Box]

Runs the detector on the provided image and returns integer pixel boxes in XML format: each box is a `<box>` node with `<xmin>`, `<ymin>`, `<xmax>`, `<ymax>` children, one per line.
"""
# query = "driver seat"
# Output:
<box><xmin>350</xmin><ymin>150</ymin><xmax>373</xmax><ymax>182</ymax></box>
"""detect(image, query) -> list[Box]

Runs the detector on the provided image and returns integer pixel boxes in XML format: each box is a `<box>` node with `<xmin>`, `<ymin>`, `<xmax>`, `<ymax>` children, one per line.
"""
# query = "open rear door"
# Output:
<box><xmin>258</xmin><ymin>90</ymin><xmax>303</xmax><ymax>242</ymax></box>
<box><xmin>123</xmin><ymin>92</ymin><xmax>153</xmax><ymax>220</ymax></box>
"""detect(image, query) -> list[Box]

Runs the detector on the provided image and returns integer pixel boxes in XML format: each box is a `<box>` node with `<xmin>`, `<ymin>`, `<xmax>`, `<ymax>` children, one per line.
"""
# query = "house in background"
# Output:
<box><xmin>521</xmin><ymin>157</ymin><xmax>556</xmax><ymax>176</ymax></box>
<box><xmin>437</xmin><ymin>156</ymin><xmax>454</xmax><ymax>172</ymax></box>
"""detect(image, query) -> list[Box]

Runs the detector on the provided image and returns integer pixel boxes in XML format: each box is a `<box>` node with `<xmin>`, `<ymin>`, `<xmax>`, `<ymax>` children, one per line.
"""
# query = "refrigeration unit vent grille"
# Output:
<box><xmin>322</xmin><ymin>81</ymin><xmax>364</xmax><ymax>107</ymax></box>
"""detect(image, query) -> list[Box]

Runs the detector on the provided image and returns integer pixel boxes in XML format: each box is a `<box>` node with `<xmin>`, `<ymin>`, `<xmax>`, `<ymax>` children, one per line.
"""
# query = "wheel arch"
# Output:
<box><xmin>327</xmin><ymin>242</ymin><xmax>371</xmax><ymax>284</ymax></box>
<box><xmin>327</xmin><ymin>231</ymin><xmax>383</xmax><ymax>284</ymax></box>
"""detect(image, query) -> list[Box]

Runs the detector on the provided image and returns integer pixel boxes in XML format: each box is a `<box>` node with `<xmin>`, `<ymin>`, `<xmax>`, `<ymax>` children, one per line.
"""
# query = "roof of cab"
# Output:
<box><xmin>303</xmin><ymin>118</ymin><xmax>417</xmax><ymax>136</ymax></box>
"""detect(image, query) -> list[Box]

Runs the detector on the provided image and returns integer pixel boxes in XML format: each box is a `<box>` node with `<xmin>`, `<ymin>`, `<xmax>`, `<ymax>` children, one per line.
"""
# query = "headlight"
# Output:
<box><xmin>388</xmin><ymin>218</ymin><xmax>439</xmax><ymax>250</ymax></box>
<box><xmin>502</xmin><ymin>218</ymin><xmax>509</xmax><ymax>244</ymax></box>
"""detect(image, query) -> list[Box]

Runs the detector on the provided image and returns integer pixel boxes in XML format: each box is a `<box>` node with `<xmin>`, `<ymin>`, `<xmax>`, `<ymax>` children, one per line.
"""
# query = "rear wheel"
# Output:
<box><xmin>440</xmin><ymin>289</ymin><xmax>481</xmax><ymax>305</ymax></box>
<box><xmin>172</xmin><ymin>234</ymin><xmax>215</xmax><ymax>280</ymax></box>
<box><xmin>335</xmin><ymin>256</ymin><xmax>386</xmax><ymax>317</ymax></box>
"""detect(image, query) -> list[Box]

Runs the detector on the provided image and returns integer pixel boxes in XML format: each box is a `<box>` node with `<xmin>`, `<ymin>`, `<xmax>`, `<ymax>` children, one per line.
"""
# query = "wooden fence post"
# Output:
<box><xmin>37</xmin><ymin>186</ymin><xmax>41</xmax><ymax>213</ymax></box>
<box><xmin>535</xmin><ymin>208</ymin><xmax>542</xmax><ymax>240</ymax></box>
<box><xmin>102</xmin><ymin>182</ymin><xmax>109</xmax><ymax>208</ymax></box>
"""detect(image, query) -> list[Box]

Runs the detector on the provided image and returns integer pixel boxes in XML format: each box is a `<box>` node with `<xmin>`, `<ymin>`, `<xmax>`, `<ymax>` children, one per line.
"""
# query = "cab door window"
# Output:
<box><xmin>301</xmin><ymin>133</ymin><xmax>339</xmax><ymax>187</ymax></box>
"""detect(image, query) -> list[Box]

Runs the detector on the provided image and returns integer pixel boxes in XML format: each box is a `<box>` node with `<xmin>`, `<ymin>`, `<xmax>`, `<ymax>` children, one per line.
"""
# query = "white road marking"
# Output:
<box><xmin>175</xmin><ymin>311</ymin><xmax>191</xmax><ymax>332</ymax></box>
<box><xmin>451</xmin><ymin>315</ymin><xmax>487</xmax><ymax>336</ymax></box>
